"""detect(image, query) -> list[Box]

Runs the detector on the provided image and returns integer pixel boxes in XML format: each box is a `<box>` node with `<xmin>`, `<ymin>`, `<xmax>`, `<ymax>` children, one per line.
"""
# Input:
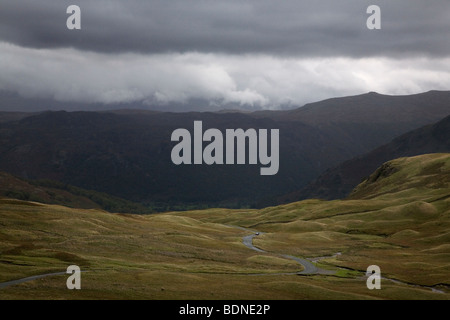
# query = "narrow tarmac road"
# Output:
<box><xmin>0</xmin><ymin>272</ymin><xmax>67</xmax><ymax>289</ymax></box>
<box><xmin>240</xmin><ymin>229</ymin><xmax>334</xmax><ymax>275</ymax></box>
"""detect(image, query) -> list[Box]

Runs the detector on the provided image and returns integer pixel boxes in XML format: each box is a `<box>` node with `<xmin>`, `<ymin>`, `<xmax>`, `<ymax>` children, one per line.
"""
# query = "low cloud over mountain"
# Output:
<box><xmin>0</xmin><ymin>1</ymin><xmax>450</xmax><ymax>110</ymax></box>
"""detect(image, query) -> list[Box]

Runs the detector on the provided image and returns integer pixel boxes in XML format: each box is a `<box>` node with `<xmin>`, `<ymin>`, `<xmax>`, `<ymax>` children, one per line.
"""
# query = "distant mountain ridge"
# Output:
<box><xmin>256</xmin><ymin>90</ymin><xmax>450</xmax><ymax>124</ymax></box>
<box><xmin>281</xmin><ymin>114</ymin><xmax>450</xmax><ymax>203</ymax></box>
<box><xmin>0</xmin><ymin>90</ymin><xmax>449</xmax><ymax>208</ymax></box>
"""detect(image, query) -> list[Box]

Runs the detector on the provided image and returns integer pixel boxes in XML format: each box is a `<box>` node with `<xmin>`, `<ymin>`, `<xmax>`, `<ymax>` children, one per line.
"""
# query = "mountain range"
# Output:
<box><xmin>280</xmin><ymin>114</ymin><xmax>450</xmax><ymax>203</ymax></box>
<box><xmin>0</xmin><ymin>90</ymin><xmax>449</xmax><ymax>209</ymax></box>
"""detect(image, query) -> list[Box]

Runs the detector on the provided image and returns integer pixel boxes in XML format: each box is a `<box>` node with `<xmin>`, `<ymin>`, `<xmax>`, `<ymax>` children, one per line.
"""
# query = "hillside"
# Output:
<box><xmin>0</xmin><ymin>172</ymin><xmax>153</xmax><ymax>214</ymax></box>
<box><xmin>349</xmin><ymin>154</ymin><xmax>450</xmax><ymax>199</ymax></box>
<box><xmin>0</xmin><ymin>111</ymin><xmax>332</xmax><ymax>208</ymax></box>
<box><xmin>280</xmin><ymin>90</ymin><xmax>450</xmax><ymax>125</ymax></box>
<box><xmin>0</xmin><ymin>91</ymin><xmax>449</xmax><ymax>208</ymax></box>
<box><xmin>258</xmin><ymin>90</ymin><xmax>450</xmax><ymax>154</ymax></box>
<box><xmin>0</xmin><ymin>153</ymin><xmax>449</xmax><ymax>299</ymax></box>
<box><xmin>282</xmin><ymin>114</ymin><xmax>450</xmax><ymax>202</ymax></box>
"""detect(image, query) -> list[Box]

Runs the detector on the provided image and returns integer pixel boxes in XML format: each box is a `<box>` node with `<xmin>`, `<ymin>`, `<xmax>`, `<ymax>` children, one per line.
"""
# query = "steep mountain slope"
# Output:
<box><xmin>349</xmin><ymin>153</ymin><xmax>450</xmax><ymax>199</ymax></box>
<box><xmin>258</xmin><ymin>90</ymin><xmax>450</xmax><ymax>154</ymax></box>
<box><xmin>0</xmin><ymin>111</ymin><xmax>340</xmax><ymax>207</ymax></box>
<box><xmin>282</xmin><ymin>115</ymin><xmax>450</xmax><ymax>202</ymax></box>
<box><xmin>0</xmin><ymin>91</ymin><xmax>449</xmax><ymax>208</ymax></box>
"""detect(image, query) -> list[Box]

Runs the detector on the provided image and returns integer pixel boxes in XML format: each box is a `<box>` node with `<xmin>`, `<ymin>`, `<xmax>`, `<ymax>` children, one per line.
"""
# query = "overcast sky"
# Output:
<box><xmin>0</xmin><ymin>0</ymin><xmax>449</xmax><ymax>111</ymax></box>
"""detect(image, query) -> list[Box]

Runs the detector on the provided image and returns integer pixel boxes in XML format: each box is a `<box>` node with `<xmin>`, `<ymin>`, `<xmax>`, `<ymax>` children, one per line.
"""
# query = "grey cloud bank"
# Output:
<box><xmin>0</xmin><ymin>0</ymin><xmax>449</xmax><ymax>110</ymax></box>
<box><xmin>1</xmin><ymin>0</ymin><xmax>449</xmax><ymax>57</ymax></box>
<box><xmin>2</xmin><ymin>42</ymin><xmax>449</xmax><ymax>109</ymax></box>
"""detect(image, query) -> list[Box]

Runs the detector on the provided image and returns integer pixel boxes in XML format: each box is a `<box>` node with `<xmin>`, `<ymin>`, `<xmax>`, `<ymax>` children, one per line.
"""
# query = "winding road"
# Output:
<box><xmin>0</xmin><ymin>271</ymin><xmax>67</xmax><ymax>289</ymax></box>
<box><xmin>0</xmin><ymin>227</ymin><xmax>329</xmax><ymax>290</ymax></box>
<box><xmin>240</xmin><ymin>229</ymin><xmax>332</xmax><ymax>275</ymax></box>
<box><xmin>0</xmin><ymin>227</ymin><xmax>444</xmax><ymax>294</ymax></box>
<box><xmin>242</xmin><ymin>234</ymin><xmax>265</xmax><ymax>252</ymax></box>
<box><xmin>239</xmin><ymin>228</ymin><xmax>445</xmax><ymax>293</ymax></box>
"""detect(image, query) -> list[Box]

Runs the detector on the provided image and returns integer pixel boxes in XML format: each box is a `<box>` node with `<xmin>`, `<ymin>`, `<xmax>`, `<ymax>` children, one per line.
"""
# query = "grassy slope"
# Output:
<box><xmin>0</xmin><ymin>154</ymin><xmax>449</xmax><ymax>299</ymax></box>
<box><xmin>0</xmin><ymin>172</ymin><xmax>154</xmax><ymax>214</ymax></box>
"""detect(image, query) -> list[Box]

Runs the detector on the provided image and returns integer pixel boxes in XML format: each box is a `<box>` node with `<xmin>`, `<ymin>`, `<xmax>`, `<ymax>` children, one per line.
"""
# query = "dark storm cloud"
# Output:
<box><xmin>0</xmin><ymin>0</ymin><xmax>449</xmax><ymax>57</ymax></box>
<box><xmin>0</xmin><ymin>0</ymin><xmax>449</xmax><ymax>110</ymax></box>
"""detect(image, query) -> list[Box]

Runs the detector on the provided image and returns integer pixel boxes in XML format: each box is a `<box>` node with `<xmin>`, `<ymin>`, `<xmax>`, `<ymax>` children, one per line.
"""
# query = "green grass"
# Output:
<box><xmin>0</xmin><ymin>153</ymin><xmax>449</xmax><ymax>299</ymax></box>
